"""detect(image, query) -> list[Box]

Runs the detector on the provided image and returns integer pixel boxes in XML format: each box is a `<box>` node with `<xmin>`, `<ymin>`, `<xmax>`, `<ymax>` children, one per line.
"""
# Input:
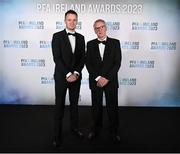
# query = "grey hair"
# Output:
<box><xmin>93</xmin><ymin>19</ymin><xmax>106</xmax><ymax>28</ymax></box>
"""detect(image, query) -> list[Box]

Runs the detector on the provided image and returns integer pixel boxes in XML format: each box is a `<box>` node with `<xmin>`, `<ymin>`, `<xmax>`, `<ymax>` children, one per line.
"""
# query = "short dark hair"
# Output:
<box><xmin>65</xmin><ymin>10</ymin><xmax>78</xmax><ymax>19</ymax></box>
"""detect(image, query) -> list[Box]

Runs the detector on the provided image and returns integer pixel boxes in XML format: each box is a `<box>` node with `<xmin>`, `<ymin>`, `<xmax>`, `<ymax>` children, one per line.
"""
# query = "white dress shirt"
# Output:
<box><xmin>95</xmin><ymin>36</ymin><xmax>107</xmax><ymax>81</ymax></box>
<box><xmin>65</xmin><ymin>29</ymin><xmax>79</xmax><ymax>78</ymax></box>
<box><xmin>66</xmin><ymin>29</ymin><xmax>76</xmax><ymax>53</ymax></box>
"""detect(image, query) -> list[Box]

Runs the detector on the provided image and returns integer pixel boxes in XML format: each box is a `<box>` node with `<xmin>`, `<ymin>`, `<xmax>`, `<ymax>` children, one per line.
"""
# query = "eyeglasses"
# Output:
<box><xmin>94</xmin><ymin>25</ymin><xmax>105</xmax><ymax>31</ymax></box>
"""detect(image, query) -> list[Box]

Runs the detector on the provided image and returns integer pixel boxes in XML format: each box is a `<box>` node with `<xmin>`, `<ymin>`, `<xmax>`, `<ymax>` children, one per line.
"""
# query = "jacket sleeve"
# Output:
<box><xmin>86</xmin><ymin>42</ymin><xmax>99</xmax><ymax>80</ymax></box>
<box><xmin>104</xmin><ymin>40</ymin><xmax>122</xmax><ymax>81</ymax></box>
<box><xmin>74</xmin><ymin>36</ymin><xmax>85</xmax><ymax>73</ymax></box>
<box><xmin>52</xmin><ymin>33</ymin><xmax>70</xmax><ymax>76</ymax></box>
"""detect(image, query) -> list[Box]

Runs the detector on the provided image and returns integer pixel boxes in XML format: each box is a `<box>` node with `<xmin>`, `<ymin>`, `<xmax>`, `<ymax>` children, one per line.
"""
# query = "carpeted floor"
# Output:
<box><xmin>0</xmin><ymin>105</ymin><xmax>179</xmax><ymax>152</ymax></box>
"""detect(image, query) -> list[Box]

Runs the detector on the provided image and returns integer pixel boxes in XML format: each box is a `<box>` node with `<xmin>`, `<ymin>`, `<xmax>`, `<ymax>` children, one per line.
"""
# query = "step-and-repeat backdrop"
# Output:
<box><xmin>0</xmin><ymin>0</ymin><xmax>180</xmax><ymax>106</ymax></box>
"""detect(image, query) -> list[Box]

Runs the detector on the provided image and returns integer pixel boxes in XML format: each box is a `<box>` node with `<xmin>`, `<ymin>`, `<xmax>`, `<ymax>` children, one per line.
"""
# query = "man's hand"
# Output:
<box><xmin>97</xmin><ymin>77</ymin><xmax>109</xmax><ymax>87</ymax></box>
<box><xmin>66</xmin><ymin>73</ymin><xmax>79</xmax><ymax>82</ymax></box>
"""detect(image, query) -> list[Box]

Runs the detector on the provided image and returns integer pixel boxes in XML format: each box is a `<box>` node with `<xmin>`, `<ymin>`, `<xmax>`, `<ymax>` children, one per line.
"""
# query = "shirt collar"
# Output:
<box><xmin>97</xmin><ymin>36</ymin><xmax>107</xmax><ymax>42</ymax></box>
<box><xmin>66</xmin><ymin>28</ymin><xmax>75</xmax><ymax>34</ymax></box>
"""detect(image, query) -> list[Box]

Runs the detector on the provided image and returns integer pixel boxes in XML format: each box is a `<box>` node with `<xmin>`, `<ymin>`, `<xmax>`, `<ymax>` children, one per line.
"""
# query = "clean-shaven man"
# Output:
<box><xmin>86</xmin><ymin>19</ymin><xmax>122</xmax><ymax>142</ymax></box>
<box><xmin>52</xmin><ymin>10</ymin><xmax>85</xmax><ymax>147</ymax></box>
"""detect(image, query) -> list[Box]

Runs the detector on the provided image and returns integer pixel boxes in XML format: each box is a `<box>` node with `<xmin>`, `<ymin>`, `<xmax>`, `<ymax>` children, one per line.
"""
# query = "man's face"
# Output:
<box><xmin>65</xmin><ymin>13</ymin><xmax>77</xmax><ymax>31</ymax></box>
<box><xmin>94</xmin><ymin>21</ymin><xmax>107</xmax><ymax>39</ymax></box>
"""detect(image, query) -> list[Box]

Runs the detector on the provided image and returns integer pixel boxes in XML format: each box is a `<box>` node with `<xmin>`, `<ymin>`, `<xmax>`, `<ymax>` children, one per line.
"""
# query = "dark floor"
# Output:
<box><xmin>0</xmin><ymin>105</ymin><xmax>179</xmax><ymax>152</ymax></box>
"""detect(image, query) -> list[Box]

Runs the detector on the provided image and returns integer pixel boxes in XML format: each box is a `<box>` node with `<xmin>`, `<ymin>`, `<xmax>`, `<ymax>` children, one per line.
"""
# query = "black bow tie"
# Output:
<box><xmin>97</xmin><ymin>40</ymin><xmax>106</xmax><ymax>45</ymax></box>
<box><xmin>67</xmin><ymin>32</ymin><xmax>76</xmax><ymax>37</ymax></box>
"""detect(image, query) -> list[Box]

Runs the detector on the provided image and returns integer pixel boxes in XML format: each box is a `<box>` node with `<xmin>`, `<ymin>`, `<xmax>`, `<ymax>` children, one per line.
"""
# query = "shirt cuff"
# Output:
<box><xmin>95</xmin><ymin>76</ymin><xmax>101</xmax><ymax>81</ymax></box>
<box><xmin>74</xmin><ymin>71</ymin><xmax>79</xmax><ymax>76</ymax></box>
<box><xmin>66</xmin><ymin>72</ymin><xmax>72</xmax><ymax>78</ymax></box>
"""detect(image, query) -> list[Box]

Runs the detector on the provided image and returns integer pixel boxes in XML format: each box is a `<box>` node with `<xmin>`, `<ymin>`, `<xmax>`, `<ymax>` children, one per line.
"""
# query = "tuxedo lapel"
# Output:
<box><xmin>102</xmin><ymin>37</ymin><xmax>110</xmax><ymax>62</ymax></box>
<box><xmin>62</xmin><ymin>30</ymin><xmax>73</xmax><ymax>55</ymax></box>
<box><xmin>74</xmin><ymin>33</ymin><xmax>78</xmax><ymax>54</ymax></box>
<box><xmin>95</xmin><ymin>39</ymin><xmax>103</xmax><ymax>62</ymax></box>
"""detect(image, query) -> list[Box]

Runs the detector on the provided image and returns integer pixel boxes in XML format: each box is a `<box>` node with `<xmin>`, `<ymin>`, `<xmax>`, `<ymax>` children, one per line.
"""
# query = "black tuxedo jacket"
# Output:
<box><xmin>86</xmin><ymin>37</ymin><xmax>122</xmax><ymax>89</ymax></box>
<box><xmin>52</xmin><ymin>29</ymin><xmax>85</xmax><ymax>83</ymax></box>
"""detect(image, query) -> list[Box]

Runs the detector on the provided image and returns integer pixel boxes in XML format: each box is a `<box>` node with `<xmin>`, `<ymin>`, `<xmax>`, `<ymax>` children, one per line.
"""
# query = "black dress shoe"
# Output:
<box><xmin>52</xmin><ymin>139</ymin><xmax>62</xmax><ymax>148</ymax></box>
<box><xmin>72</xmin><ymin>128</ymin><xmax>84</xmax><ymax>138</ymax></box>
<box><xmin>113</xmin><ymin>135</ymin><xmax>121</xmax><ymax>143</ymax></box>
<box><xmin>87</xmin><ymin>132</ymin><xmax>96</xmax><ymax>140</ymax></box>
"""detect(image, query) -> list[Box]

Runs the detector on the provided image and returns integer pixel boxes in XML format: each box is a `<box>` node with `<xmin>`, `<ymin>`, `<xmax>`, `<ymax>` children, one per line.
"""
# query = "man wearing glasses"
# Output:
<box><xmin>86</xmin><ymin>19</ymin><xmax>122</xmax><ymax>143</ymax></box>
